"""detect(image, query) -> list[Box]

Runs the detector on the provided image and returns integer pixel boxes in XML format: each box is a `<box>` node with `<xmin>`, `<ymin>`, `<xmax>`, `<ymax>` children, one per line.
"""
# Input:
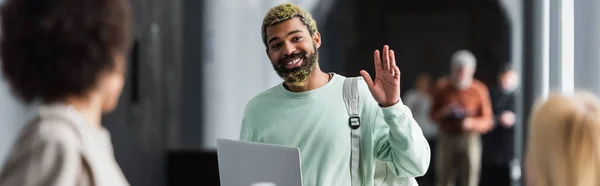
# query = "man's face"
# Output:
<box><xmin>451</xmin><ymin>66</ymin><xmax>474</xmax><ymax>90</ymax></box>
<box><xmin>265</xmin><ymin>17</ymin><xmax>321</xmax><ymax>86</ymax></box>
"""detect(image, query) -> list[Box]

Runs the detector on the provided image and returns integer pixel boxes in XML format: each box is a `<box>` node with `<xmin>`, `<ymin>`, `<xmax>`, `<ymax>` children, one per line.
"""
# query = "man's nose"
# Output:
<box><xmin>282</xmin><ymin>43</ymin><xmax>296</xmax><ymax>56</ymax></box>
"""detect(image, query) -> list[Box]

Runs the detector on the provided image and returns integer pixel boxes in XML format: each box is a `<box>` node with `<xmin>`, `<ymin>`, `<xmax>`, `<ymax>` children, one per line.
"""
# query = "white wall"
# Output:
<box><xmin>0</xmin><ymin>72</ymin><xmax>36</xmax><ymax>167</ymax></box>
<box><xmin>533</xmin><ymin>0</ymin><xmax>600</xmax><ymax>95</ymax></box>
<box><xmin>574</xmin><ymin>0</ymin><xmax>600</xmax><ymax>94</ymax></box>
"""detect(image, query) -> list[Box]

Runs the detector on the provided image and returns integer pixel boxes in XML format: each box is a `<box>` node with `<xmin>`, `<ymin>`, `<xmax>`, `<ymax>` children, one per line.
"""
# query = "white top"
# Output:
<box><xmin>0</xmin><ymin>103</ymin><xmax>129</xmax><ymax>186</ymax></box>
<box><xmin>403</xmin><ymin>89</ymin><xmax>438</xmax><ymax>139</ymax></box>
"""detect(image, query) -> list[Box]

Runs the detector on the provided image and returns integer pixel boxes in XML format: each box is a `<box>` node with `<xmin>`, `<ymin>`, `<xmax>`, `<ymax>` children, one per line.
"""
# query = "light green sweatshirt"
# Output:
<box><xmin>240</xmin><ymin>73</ymin><xmax>430</xmax><ymax>186</ymax></box>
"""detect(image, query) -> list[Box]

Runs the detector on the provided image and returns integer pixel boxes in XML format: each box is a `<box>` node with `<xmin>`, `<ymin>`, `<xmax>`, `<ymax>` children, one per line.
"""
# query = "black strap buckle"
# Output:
<box><xmin>349</xmin><ymin>116</ymin><xmax>360</xmax><ymax>129</ymax></box>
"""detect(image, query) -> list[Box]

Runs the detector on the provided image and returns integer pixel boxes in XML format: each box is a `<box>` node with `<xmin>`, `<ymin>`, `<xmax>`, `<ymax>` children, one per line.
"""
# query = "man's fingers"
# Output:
<box><xmin>383</xmin><ymin>45</ymin><xmax>390</xmax><ymax>71</ymax></box>
<box><xmin>393</xmin><ymin>66</ymin><xmax>401</xmax><ymax>79</ymax></box>
<box><xmin>373</xmin><ymin>50</ymin><xmax>381</xmax><ymax>71</ymax></box>
<box><xmin>390</xmin><ymin>50</ymin><xmax>397</xmax><ymax>68</ymax></box>
<box><xmin>360</xmin><ymin>70</ymin><xmax>374</xmax><ymax>88</ymax></box>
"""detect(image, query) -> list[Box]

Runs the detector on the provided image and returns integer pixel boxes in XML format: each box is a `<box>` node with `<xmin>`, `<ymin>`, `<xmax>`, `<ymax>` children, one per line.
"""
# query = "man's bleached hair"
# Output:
<box><xmin>261</xmin><ymin>3</ymin><xmax>318</xmax><ymax>48</ymax></box>
<box><xmin>451</xmin><ymin>49</ymin><xmax>477</xmax><ymax>70</ymax></box>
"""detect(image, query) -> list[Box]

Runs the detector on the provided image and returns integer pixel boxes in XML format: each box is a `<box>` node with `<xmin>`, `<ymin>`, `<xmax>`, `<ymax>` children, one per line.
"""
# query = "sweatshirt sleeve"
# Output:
<box><xmin>239</xmin><ymin>117</ymin><xmax>257</xmax><ymax>141</ymax></box>
<box><xmin>372</xmin><ymin>100</ymin><xmax>431</xmax><ymax>177</ymax></box>
<box><xmin>469</xmin><ymin>83</ymin><xmax>494</xmax><ymax>133</ymax></box>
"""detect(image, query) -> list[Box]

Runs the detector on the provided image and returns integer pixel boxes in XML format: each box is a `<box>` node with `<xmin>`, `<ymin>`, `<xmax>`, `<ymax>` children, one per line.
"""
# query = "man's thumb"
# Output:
<box><xmin>360</xmin><ymin>70</ymin><xmax>374</xmax><ymax>88</ymax></box>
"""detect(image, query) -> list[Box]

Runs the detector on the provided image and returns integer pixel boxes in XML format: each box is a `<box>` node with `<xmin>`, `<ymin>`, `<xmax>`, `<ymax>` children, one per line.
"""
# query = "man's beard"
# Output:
<box><xmin>452</xmin><ymin>77</ymin><xmax>472</xmax><ymax>90</ymax></box>
<box><xmin>272</xmin><ymin>48</ymin><xmax>318</xmax><ymax>86</ymax></box>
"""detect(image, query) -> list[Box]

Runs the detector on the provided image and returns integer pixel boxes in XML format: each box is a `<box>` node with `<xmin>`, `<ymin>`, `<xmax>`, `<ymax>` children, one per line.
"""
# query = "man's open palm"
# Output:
<box><xmin>360</xmin><ymin>45</ymin><xmax>401</xmax><ymax>107</ymax></box>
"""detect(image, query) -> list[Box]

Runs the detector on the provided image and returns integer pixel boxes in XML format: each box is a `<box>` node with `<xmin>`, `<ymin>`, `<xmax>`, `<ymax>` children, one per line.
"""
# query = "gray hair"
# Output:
<box><xmin>451</xmin><ymin>50</ymin><xmax>476</xmax><ymax>70</ymax></box>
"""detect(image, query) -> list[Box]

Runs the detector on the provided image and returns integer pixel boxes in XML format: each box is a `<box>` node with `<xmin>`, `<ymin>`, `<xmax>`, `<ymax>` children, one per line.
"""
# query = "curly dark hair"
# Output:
<box><xmin>0</xmin><ymin>0</ymin><xmax>132</xmax><ymax>103</ymax></box>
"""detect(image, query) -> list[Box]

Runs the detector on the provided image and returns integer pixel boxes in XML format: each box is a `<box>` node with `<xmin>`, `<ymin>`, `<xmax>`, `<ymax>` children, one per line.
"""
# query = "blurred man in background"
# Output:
<box><xmin>430</xmin><ymin>50</ymin><xmax>493</xmax><ymax>186</ymax></box>
<box><xmin>404</xmin><ymin>73</ymin><xmax>437</xmax><ymax>140</ymax></box>
<box><xmin>480</xmin><ymin>65</ymin><xmax>519</xmax><ymax>186</ymax></box>
<box><xmin>404</xmin><ymin>72</ymin><xmax>437</xmax><ymax>186</ymax></box>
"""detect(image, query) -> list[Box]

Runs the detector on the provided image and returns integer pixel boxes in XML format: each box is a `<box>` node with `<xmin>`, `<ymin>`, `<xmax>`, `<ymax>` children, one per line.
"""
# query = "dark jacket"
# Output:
<box><xmin>482</xmin><ymin>86</ymin><xmax>515</xmax><ymax>165</ymax></box>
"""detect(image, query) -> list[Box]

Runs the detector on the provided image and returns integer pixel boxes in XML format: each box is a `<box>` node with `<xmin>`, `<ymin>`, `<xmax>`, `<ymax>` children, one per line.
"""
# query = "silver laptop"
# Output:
<box><xmin>216</xmin><ymin>138</ymin><xmax>303</xmax><ymax>186</ymax></box>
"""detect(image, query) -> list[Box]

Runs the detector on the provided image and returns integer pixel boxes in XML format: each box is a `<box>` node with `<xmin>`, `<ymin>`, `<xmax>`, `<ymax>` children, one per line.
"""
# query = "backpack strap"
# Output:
<box><xmin>343</xmin><ymin>77</ymin><xmax>362</xmax><ymax>186</ymax></box>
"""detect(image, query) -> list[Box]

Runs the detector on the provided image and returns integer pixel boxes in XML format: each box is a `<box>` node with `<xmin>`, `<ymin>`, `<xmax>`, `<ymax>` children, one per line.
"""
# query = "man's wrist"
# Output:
<box><xmin>378</xmin><ymin>99</ymin><xmax>400</xmax><ymax>108</ymax></box>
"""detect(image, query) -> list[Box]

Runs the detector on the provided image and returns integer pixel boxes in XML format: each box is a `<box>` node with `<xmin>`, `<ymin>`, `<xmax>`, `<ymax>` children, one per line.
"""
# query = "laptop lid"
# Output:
<box><xmin>216</xmin><ymin>138</ymin><xmax>303</xmax><ymax>186</ymax></box>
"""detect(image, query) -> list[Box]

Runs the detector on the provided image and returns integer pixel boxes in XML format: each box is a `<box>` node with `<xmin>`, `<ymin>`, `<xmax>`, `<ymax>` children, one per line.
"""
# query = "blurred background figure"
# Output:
<box><xmin>480</xmin><ymin>64</ymin><xmax>519</xmax><ymax>186</ymax></box>
<box><xmin>525</xmin><ymin>91</ymin><xmax>600</xmax><ymax>186</ymax></box>
<box><xmin>404</xmin><ymin>72</ymin><xmax>437</xmax><ymax>140</ymax></box>
<box><xmin>430</xmin><ymin>50</ymin><xmax>493</xmax><ymax>186</ymax></box>
<box><xmin>0</xmin><ymin>0</ymin><xmax>132</xmax><ymax>185</ymax></box>
<box><xmin>404</xmin><ymin>72</ymin><xmax>437</xmax><ymax>186</ymax></box>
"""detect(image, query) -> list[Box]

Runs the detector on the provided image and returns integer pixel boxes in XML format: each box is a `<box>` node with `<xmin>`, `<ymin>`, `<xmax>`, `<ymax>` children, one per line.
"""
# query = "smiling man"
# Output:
<box><xmin>239</xmin><ymin>3</ymin><xmax>430</xmax><ymax>186</ymax></box>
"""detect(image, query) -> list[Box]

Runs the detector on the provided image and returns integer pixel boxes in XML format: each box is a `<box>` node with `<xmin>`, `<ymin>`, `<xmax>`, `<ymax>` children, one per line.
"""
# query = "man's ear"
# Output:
<box><xmin>312</xmin><ymin>31</ymin><xmax>321</xmax><ymax>48</ymax></box>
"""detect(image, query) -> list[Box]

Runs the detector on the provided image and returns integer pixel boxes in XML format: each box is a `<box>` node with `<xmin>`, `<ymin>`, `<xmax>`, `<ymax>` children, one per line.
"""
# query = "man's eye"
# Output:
<box><xmin>271</xmin><ymin>43</ymin><xmax>282</xmax><ymax>49</ymax></box>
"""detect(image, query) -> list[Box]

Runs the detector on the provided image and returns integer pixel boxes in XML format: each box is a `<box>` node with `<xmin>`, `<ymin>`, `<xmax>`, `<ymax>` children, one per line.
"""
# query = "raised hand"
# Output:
<box><xmin>360</xmin><ymin>45</ymin><xmax>401</xmax><ymax>107</ymax></box>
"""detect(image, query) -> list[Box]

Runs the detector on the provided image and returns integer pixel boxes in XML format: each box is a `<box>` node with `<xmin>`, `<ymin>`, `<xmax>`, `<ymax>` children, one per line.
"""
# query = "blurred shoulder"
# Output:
<box><xmin>471</xmin><ymin>79</ymin><xmax>489</xmax><ymax>92</ymax></box>
<box><xmin>435</xmin><ymin>76</ymin><xmax>451</xmax><ymax>89</ymax></box>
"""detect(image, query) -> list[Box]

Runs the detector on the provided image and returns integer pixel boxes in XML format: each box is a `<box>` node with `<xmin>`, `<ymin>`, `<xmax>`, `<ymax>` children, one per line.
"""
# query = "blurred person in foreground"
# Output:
<box><xmin>0</xmin><ymin>0</ymin><xmax>132</xmax><ymax>185</ymax></box>
<box><xmin>480</xmin><ymin>65</ymin><xmax>519</xmax><ymax>186</ymax></box>
<box><xmin>526</xmin><ymin>91</ymin><xmax>600</xmax><ymax>186</ymax></box>
<box><xmin>239</xmin><ymin>3</ymin><xmax>430</xmax><ymax>186</ymax></box>
<box><xmin>430</xmin><ymin>50</ymin><xmax>493</xmax><ymax>186</ymax></box>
